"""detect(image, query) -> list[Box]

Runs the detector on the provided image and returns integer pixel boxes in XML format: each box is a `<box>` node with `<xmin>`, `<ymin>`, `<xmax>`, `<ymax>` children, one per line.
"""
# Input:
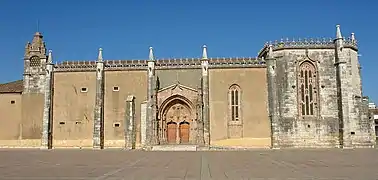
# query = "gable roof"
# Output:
<box><xmin>370</xmin><ymin>108</ymin><xmax>378</xmax><ymax>115</ymax></box>
<box><xmin>0</xmin><ymin>80</ymin><xmax>23</xmax><ymax>93</ymax></box>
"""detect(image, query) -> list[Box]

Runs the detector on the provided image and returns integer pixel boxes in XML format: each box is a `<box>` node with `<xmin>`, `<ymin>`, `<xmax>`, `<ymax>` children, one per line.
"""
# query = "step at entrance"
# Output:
<box><xmin>151</xmin><ymin>145</ymin><xmax>198</xmax><ymax>151</ymax></box>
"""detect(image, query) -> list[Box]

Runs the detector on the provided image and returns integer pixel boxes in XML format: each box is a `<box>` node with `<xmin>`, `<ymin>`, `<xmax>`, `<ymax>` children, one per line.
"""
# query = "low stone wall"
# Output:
<box><xmin>104</xmin><ymin>140</ymin><xmax>124</xmax><ymax>148</ymax></box>
<box><xmin>0</xmin><ymin>139</ymin><xmax>41</xmax><ymax>148</ymax></box>
<box><xmin>277</xmin><ymin>134</ymin><xmax>341</xmax><ymax>148</ymax></box>
<box><xmin>211</xmin><ymin>138</ymin><xmax>271</xmax><ymax>149</ymax></box>
<box><xmin>53</xmin><ymin>140</ymin><xmax>142</xmax><ymax>149</ymax></box>
<box><xmin>52</xmin><ymin>140</ymin><xmax>93</xmax><ymax>148</ymax></box>
<box><xmin>0</xmin><ymin>139</ymin><xmax>145</xmax><ymax>149</ymax></box>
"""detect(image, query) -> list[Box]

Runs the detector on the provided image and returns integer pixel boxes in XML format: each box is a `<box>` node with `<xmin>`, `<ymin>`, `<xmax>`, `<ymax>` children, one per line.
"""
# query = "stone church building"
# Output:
<box><xmin>0</xmin><ymin>25</ymin><xmax>376</xmax><ymax>150</ymax></box>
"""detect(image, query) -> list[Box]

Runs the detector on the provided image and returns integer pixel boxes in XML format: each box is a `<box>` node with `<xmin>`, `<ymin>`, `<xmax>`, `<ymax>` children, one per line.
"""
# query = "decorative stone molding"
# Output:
<box><xmin>258</xmin><ymin>37</ymin><xmax>358</xmax><ymax>58</ymax></box>
<box><xmin>53</xmin><ymin>57</ymin><xmax>266</xmax><ymax>72</ymax></box>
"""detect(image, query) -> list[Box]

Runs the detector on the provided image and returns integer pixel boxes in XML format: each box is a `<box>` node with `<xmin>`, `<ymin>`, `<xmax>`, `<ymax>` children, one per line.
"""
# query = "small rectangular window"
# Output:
<box><xmin>59</xmin><ymin>122</ymin><xmax>65</xmax><ymax>125</ymax></box>
<box><xmin>10</xmin><ymin>100</ymin><xmax>15</xmax><ymax>104</ymax></box>
<box><xmin>81</xmin><ymin>87</ymin><xmax>88</xmax><ymax>92</ymax></box>
<box><xmin>113</xmin><ymin>123</ymin><xmax>120</xmax><ymax>127</ymax></box>
<box><xmin>113</xmin><ymin>86</ymin><xmax>119</xmax><ymax>92</ymax></box>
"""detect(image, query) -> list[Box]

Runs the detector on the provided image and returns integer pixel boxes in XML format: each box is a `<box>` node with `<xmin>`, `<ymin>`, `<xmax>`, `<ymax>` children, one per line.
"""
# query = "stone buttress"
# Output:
<box><xmin>334</xmin><ymin>25</ymin><xmax>375</xmax><ymax>148</ymax></box>
<box><xmin>125</xmin><ymin>95</ymin><xmax>136</xmax><ymax>149</ymax></box>
<box><xmin>93</xmin><ymin>48</ymin><xmax>105</xmax><ymax>149</ymax></box>
<box><xmin>265</xmin><ymin>45</ymin><xmax>280</xmax><ymax>149</ymax></box>
<box><xmin>146</xmin><ymin>47</ymin><xmax>158</xmax><ymax>148</ymax></box>
<box><xmin>201</xmin><ymin>45</ymin><xmax>210</xmax><ymax>146</ymax></box>
<box><xmin>41</xmin><ymin>50</ymin><xmax>54</xmax><ymax>149</ymax></box>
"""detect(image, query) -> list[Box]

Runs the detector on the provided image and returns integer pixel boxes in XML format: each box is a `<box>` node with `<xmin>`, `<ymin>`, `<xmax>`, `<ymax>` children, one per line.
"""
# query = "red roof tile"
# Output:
<box><xmin>0</xmin><ymin>80</ymin><xmax>23</xmax><ymax>93</ymax></box>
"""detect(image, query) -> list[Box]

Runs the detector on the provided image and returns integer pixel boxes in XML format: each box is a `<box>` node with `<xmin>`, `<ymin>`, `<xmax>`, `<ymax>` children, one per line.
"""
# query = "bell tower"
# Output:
<box><xmin>23</xmin><ymin>32</ymin><xmax>48</xmax><ymax>93</ymax></box>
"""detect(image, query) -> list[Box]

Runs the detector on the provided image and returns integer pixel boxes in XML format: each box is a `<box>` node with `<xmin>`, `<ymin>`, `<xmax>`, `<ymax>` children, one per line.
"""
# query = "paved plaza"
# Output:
<box><xmin>0</xmin><ymin>148</ymin><xmax>377</xmax><ymax>180</ymax></box>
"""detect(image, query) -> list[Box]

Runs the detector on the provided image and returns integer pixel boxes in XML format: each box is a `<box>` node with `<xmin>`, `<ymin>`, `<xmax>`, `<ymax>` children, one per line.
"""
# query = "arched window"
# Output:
<box><xmin>298</xmin><ymin>61</ymin><xmax>318</xmax><ymax>116</ymax></box>
<box><xmin>229</xmin><ymin>84</ymin><xmax>241</xmax><ymax>121</ymax></box>
<box><xmin>30</xmin><ymin>56</ymin><xmax>41</xmax><ymax>67</ymax></box>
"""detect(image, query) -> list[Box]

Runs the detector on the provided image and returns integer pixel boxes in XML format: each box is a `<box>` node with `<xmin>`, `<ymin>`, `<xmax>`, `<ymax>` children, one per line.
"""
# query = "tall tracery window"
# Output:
<box><xmin>229</xmin><ymin>84</ymin><xmax>241</xmax><ymax>121</ymax></box>
<box><xmin>298</xmin><ymin>61</ymin><xmax>318</xmax><ymax>116</ymax></box>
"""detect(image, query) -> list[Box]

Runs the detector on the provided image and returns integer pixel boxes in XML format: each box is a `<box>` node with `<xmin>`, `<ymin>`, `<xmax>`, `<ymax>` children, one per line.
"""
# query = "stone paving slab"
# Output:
<box><xmin>0</xmin><ymin>149</ymin><xmax>377</xmax><ymax>179</ymax></box>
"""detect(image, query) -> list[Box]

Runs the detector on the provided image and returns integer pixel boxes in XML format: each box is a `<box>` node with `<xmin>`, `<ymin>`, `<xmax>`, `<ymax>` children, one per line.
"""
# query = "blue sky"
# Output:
<box><xmin>0</xmin><ymin>0</ymin><xmax>377</xmax><ymax>102</ymax></box>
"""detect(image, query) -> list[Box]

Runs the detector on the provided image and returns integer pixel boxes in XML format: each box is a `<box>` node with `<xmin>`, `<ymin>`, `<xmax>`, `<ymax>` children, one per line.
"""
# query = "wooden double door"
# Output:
<box><xmin>162</xmin><ymin>99</ymin><xmax>193</xmax><ymax>144</ymax></box>
<box><xmin>167</xmin><ymin>121</ymin><xmax>190</xmax><ymax>144</ymax></box>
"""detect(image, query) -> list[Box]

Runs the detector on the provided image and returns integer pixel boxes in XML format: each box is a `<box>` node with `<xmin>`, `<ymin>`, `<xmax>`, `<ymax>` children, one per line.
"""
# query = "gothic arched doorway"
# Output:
<box><xmin>160</xmin><ymin>97</ymin><xmax>194</xmax><ymax>145</ymax></box>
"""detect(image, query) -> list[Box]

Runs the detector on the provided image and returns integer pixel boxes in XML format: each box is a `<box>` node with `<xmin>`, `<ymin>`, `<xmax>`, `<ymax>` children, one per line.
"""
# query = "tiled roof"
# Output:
<box><xmin>370</xmin><ymin>108</ymin><xmax>378</xmax><ymax>114</ymax></box>
<box><xmin>0</xmin><ymin>80</ymin><xmax>23</xmax><ymax>93</ymax></box>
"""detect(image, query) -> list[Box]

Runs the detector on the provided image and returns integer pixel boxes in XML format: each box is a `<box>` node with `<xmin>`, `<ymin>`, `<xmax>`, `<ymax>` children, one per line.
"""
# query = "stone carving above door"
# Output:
<box><xmin>162</xmin><ymin>99</ymin><xmax>192</xmax><ymax>144</ymax></box>
<box><xmin>157</xmin><ymin>82</ymin><xmax>199</xmax><ymax>112</ymax></box>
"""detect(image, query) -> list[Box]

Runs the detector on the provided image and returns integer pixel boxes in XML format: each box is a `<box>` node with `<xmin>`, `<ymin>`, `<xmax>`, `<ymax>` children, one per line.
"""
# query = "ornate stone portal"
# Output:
<box><xmin>162</xmin><ymin>99</ymin><xmax>192</xmax><ymax>144</ymax></box>
<box><xmin>156</xmin><ymin>83</ymin><xmax>202</xmax><ymax>145</ymax></box>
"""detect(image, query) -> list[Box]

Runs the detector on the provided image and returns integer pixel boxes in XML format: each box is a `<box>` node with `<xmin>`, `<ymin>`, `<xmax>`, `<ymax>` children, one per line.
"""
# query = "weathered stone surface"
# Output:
<box><xmin>266</xmin><ymin>57</ymin><xmax>280</xmax><ymax>148</ymax></box>
<box><xmin>140</xmin><ymin>102</ymin><xmax>147</xmax><ymax>146</ymax></box>
<box><xmin>93</xmin><ymin>53</ymin><xmax>104</xmax><ymax>149</ymax></box>
<box><xmin>41</xmin><ymin>55</ymin><xmax>53</xmax><ymax>149</ymax></box>
<box><xmin>23</xmin><ymin>32</ymin><xmax>47</xmax><ymax>94</ymax></box>
<box><xmin>273</xmin><ymin>49</ymin><xmax>341</xmax><ymax>148</ymax></box>
<box><xmin>259</xmin><ymin>33</ymin><xmax>376</xmax><ymax>148</ymax></box>
<box><xmin>201</xmin><ymin>59</ymin><xmax>210</xmax><ymax>146</ymax></box>
<box><xmin>125</xmin><ymin>95</ymin><xmax>136</xmax><ymax>149</ymax></box>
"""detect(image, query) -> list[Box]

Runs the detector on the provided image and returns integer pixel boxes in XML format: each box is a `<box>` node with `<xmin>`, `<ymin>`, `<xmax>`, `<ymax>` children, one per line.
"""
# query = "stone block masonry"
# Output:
<box><xmin>140</xmin><ymin>102</ymin><xmax>147</xmax><ymax>146</ymax></box>
<box><xmin>41</xmin><ymin>50</ymin><xmax>54</xmax><ymax>149</ymax></box>
<box><xmin>125</xmin><ymin>95</ymin><xmax>136</xmax><ymax>149</ymax></box>
<box><xmin>201</xmin><ymin>45</ymin><xmax>210</xmax><ymax>146</ymax></box>
<box><xmin>265</xmin><ymin>48</ymin><xmax>280</xmax><ymax>148</ymax></box>
<box><xmin>93</xmin><ymin>48</ymin><xmax>104</xmax><ymax>149</ymax></box>
<box><xmin>258</xmin><ymin>25</ymin><xmax>376</xmax><ymax>148</ymax></box>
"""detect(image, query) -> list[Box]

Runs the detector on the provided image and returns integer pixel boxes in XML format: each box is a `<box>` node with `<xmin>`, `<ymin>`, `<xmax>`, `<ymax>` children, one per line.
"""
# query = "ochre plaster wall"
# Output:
<box><xmin>21</xmin><ymin>93</ymin><xmax>44</xmax><ymax>140</ymax></box>
<box><xmin>0</xmin><ymin>93</ymin><xmax>22</xmax><ymax>140</ymax></box>
<box><xmin>52</xmin><ymin>71</ymin><xmax>96</xmax><ymax>147</ymax></box>
<box><xmin>103</xmin><ymin>70</ymin><xmax>147</xmax><ymax>147</ymax></box>
<box><xmin>209</xmin><ymin>67</ymin><xmax>271</xmax><ymax>148</ymax></box>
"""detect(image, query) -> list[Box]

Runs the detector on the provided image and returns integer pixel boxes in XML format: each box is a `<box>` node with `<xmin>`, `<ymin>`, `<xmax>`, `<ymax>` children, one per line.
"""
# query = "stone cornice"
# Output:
<box><xmin>53</xmin><ymin>57</ymin><xmax>266</xmax><ymax>72</ymax></box>
<box><xmin>258</xmin><ymin>37</ymin><xmax>358</xmax><ymax>58</ymax></box>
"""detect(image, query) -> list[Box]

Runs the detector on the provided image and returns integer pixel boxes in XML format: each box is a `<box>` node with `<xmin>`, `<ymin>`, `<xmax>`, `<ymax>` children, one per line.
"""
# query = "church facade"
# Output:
<box><xmin>0</xmin><ymin>25</ymin><xmax>376</xmax><ymax>149</ymax></box>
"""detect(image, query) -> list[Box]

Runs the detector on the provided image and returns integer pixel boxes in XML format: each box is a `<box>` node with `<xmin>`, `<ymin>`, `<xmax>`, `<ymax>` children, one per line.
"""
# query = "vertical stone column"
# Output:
<box><xmin>201</xmin><ymin>45</ymin><xmax>210</xmax><ymax>146</ymax></box>
<box><xmin>41</xmin><ymin>50</ymin><xmax>54</xmax><ymax>149</ymax></box>
<box><xmin>196</xmin><ymin>87</ymin><xmax>205</xmax><ymax>145</ymax></box>
<box><xmin>125</xmin><ymin>95</ymin><xmax>136</xmax><ymax>149</ymax></box>
<box><xmin>93</xmin><ymin>48</ymin><xmax>104</xmax><ymax>149</ymax></box>
<box><xmin>153</xmin><ymin>77</ymin><xmax>159</xmax><ymax>145</ymax></box>
<box><xmin>334</xmin><ymin>25</ymin><xmax>352</xmax><ymax>148</ymax></box>
<box><xmin>146</xmin><ymin>47</ymin><xmax>156</xmax><ymax>148</ymax></box>
<box><xmin>266</xmin><ymin>50</ymin><xmax>280</xmax><ymax>149</ymax></box>
<box><xmin>140</xmin><ymin>101</ymin><xmax>147</xmax><ymax>146</ymax></box>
